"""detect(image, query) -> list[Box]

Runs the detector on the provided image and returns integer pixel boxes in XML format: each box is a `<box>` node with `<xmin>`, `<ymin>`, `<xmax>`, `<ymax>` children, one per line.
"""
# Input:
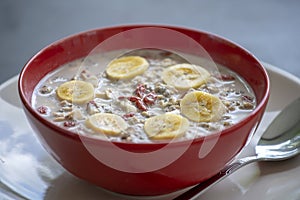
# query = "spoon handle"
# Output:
<box><xmin>173</xmin><ymin>155</ymin><xmax>258</xmax><ymax>200</ymax></box>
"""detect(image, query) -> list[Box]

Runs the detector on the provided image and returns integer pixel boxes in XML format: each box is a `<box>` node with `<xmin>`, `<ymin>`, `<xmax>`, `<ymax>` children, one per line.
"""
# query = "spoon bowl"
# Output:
<box><xmin>175</xmin><ymin>96</ymin><xmax>300</xmax><ymax>200</ymax></box>
<box><xmin>256</xmin><ymin>124</ymin><xmax>300</xmax><ymax>161</ymax></box>
<box><xmin>256</xmin><ymin>97</ymin><xmax>300</xmax><ymax>161</ymax></box>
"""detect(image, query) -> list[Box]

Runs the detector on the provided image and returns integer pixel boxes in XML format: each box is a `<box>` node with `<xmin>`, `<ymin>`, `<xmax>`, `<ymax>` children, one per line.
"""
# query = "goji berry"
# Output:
<box><xmin>64</xmin><ymin>121</ymin><xmax>76</xmax><ymax>127</ymax></box>
<box><xmin>37</xmin><ymin>106</ymin><xmax>48</xmax><ymax>114</ymax></box>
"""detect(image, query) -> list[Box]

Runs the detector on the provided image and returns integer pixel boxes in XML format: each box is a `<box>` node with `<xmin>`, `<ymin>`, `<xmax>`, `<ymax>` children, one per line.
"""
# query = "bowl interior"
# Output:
<box><xmin>19</xmin><ymin>25</ymin><xmax>269</xmax><ymax>142</ymax></box>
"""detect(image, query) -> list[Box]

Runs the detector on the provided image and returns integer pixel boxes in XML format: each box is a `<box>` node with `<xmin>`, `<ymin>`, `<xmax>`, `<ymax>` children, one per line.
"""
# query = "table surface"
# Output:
<box><xmin>0</xmin><ymin>0</ymin><xmax>300</xmax><ymax>84</ymax></box>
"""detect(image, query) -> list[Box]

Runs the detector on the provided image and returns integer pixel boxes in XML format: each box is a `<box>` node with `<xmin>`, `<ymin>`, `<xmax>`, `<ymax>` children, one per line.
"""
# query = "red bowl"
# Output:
<box><xmin>18</xmin><ymin>25</ymin><xmax>269</xmax><ymax>196</ymax></box>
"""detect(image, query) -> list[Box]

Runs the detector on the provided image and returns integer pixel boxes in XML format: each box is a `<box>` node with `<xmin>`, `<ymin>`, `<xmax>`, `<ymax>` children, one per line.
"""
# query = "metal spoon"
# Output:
<box><xmin>174</xmin><ymin>97</ymin><xmax>300</xmax><ymax>200</ymax></box>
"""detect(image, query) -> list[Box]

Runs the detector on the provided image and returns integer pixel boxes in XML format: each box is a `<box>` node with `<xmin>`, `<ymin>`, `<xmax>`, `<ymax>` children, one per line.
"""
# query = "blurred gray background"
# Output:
<box><xmin>1</xmin><ymin>0</ymin><xmax>300</xmax><ymax>83</ymax></box>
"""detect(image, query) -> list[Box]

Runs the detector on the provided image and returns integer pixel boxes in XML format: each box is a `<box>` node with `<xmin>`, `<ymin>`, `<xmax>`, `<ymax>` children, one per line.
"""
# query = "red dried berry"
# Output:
<box><xmin>135</xmin><ymin>84</ymin><xmax>147</xmax><ymax>98</ymax></box>
<box><xmin>127</xmin><ymin>84</ymin><xmax>158</xmax><ymax>111</ymax></box>
<box><xmin>118</xmin><ymin>96</ymin><xmax>126</xmax><ymax>100</ymax></box>
<box><xmin>143</xmin><ymin>92</ymin><xmax>157</xmax><ymax>105</ymax></box>
<box><xmin>128</xmin><ymin>96</ymin><xmax>141</xmax><ymax>102</ymax></box>
<box><xmin>88</xmin><ymin>100</ymin><xmax>97</xmax><ymax>106</ymax></box>
<box><xmin>63</xmin><ymin>121</ymin><xmax>76</xmax><ymax>127</ymax></box>
<box><xmin>135</xmin><ymin>100</ymin><xmax>147</xmax><ymax>111</ymax></box>
<box><xmin>242</xmin><ymin>95</ymin><xmax>254</xmax><ymax>102</ymax></box>
<box><xmin>216</xmin><ymin>74</ymin><xmax>235</xmax><ymax>81</ymax></box>
<box><xmin>37</xmin><ymin>106</ymin><xmax>48</xmax><ymax>114</ymax></box>
<box><xmin>123</xmin><ymin>112</ymin><xmax>135</xmax><ymax>118</ymax></box>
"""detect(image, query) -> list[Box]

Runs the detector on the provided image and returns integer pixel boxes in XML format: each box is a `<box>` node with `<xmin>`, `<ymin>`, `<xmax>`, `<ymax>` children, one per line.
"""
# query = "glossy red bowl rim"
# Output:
<box><xmin>18</xmin><ymin>24</ymin><xmax>270</xmax><ymax>147</ymax></box>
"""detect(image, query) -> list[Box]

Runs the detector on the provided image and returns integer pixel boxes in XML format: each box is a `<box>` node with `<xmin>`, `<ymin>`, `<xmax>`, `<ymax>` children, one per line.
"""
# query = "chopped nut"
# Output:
<box><xmin>126</xmin><ymin>127</ymin><xmax>135</xmax><ymax>134</ymax></box>
<box><xmin>163</xmin><ymin>90</ymin><xmax>172</xmax><ymax>97</ymax></box>
<box><xmin>105</xmin><ymin>89</ymin><xmax>114</xmax><ymax>99</ymax></box>
<box><xmin>119</xmin><ymin>100</ymin><xmax>137</xmax><ymax>113</ymax></box>
<box><xmin>222</xmin><ymin>115</ymin><xmax>231</xmax><ymax>120</ymax></box>
<box><xmin>60</xmin><ymin>100</ymin><xmax>72</xmax><ymax>107</ymax></box>
<box><xmin>39</xmin><ymin>85</ymin><xmax>53</xmax><ymax>94</ymax></box>
<box><xmin>187</xmin><ymin>88</ymin><xmax>196</xmax><ymax>93</ymax></box>
<box><xmin>200</xmin><ymin>123</ymin><xmax>210</xmax><ymax>129</ymax></box>
<box><xmin>145</xmin><ymin>84</ymin><xmax>155</xmax><ymax>92</ymax></box>
<box><xmin>87</xmin><ymin>101</ymin><xmax>100</xmax><ymax>115</ymax></box>
<box><xmin>65</xmin><ymin>112</ymin><xmax>74</xmax><ymax>120</ymax></box>
<box><xmin>129</xmin><ymin>116</ymin><xmax>140</xmax><ymax>124</ymax></box>
<box><xmin>169</xmin><ymin>96</ymin><xmax>177</xmax><ymax>104</ymax></box>
<box><xmin>53</xmin><ymin>111</ymin><xmax>64</xmax><ymax>118</ymax></box>
<box><xmin>159</xmin><ymin>99</ymin><xmax>169</xmax><ymax>107</ymax></box>
<box><xmin>102</xmin><ymin>72</ymin><xmax>108</xmax><ymax>78</ymax></box>
<box><xmin>95</xmin><ymin>89</ymin><xmax>114</xmax><ymax>99</ymax></box>
<box><xmin>223</xmin><ymin>121</ymin><xmax>232</xmax><ymax>126</ymax></box>
<box><xmin>207</xmin><ymin>86</ymin><xmax>219</xmax><ymax>94</ymax></box>
<box><xmin>80</xmin><ymin>70</ymin><xmax>98</xmax><ymax>87</ymax></box>
<box><xmin>161</xmin><ymin>58</ymin><xmax>176</xmax><ymax>67</ymax></box>
<box><xmin>156</xmin><ymin>95</ymin><xmax>165</xmax><ymax>100</ymax></box>
<box><xmin>208</xmin><ymin>124</ymin><xmax>218</xmax><ymax>131</ymax></box>
<box><xmin>54</xmin><ymin>116</ymin><xmax>66</xmax><ymax>122</ymax></box>
<box><xmin>120</xmin><ymin>133</ymin><xmax>132</xmax><ymax>141</ymax></box>
<box><xmin>141</xmin><ymin>111</ymin><xmax>151</xmax><ymax>118</ymax></box>
<box><xmin>240</xmin><ymin>102</ymin><xmax>254</xmax><ymax>110</ymax></box>
<box><xmin>138</xmin><ymin>118</ymin><xmax>145</xmax><ymax>123</ymax></box>
<box><xmin>154</xmin><ymin>83</ymin><xmax>166</xmax><ymax>94</ymax></box>
<box><xmin>95</xmin><ymin>90</ymin><xmax>108</xmax><ymax>99</ymax></box>
<box><xmin>164</xmin><ymin>105</ymin><xmax>178</xmax><ymax>112</ymax></box>
<box><xmin>228</xmin><ymin>106</ymin><xmax>236</xmax><ymax>111</ymax></box>
<box><xmin>222</xmin><ymin>100</ymin><xmax>232</xmax><ymax>107</ymax></box>
<box><xmin>61</xmin><ymin>106</ymin><xmax>73</xmax><ymax>112</ymax></box>
<box><xmin>99</xmin><ymin>104</ymin><xmax>113</xmax><ymax>113</ymax></box>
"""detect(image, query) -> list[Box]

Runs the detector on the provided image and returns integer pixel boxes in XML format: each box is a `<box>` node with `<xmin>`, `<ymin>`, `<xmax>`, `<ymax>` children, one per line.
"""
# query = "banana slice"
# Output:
<box><xmin>56</xmin><ymin>80</ymin><xmax>94</xmax><ymax>104</ymax></box>
<box><xmin>144</xmin><ymin>113</ymin><xmax>189</xmax><ymax>140</ymax></box>
<box><xmin>106</xmin><ymin>56</ymin><xmax>149</xmax><ymax>80</ymax></box>
<box><xmin>162</xmin><ymin>63</ymin><xmax>210</xmax><ymax>90</ymax></box>
<box><xmin>86</xmin><ymin>113</ymin><xmax>128</xmax><ymax>135</ymax></box>
<box><xmin>180</xmin><ymin>91</ymin><xmax>226</xmax><ymax>122</ymax></box>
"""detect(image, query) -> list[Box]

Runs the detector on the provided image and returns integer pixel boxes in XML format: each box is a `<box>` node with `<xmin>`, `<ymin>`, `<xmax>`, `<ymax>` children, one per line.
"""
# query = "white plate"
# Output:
<box><xmin>0</xmin><ymin>63</ymin><xmax>300</xmax><ymax>200</ymax></box>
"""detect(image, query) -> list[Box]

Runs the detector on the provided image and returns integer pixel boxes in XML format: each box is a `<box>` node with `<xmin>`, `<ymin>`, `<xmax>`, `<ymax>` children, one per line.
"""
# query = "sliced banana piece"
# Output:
<box><xmin>180</xmin><ymin>91</ymin><xmax>226</xmax><ymax>122</ymax></box>
<box><xmin>162</xmin><ymin>63</ymin><xmax>210</xmax><ymax>90</ymax></box>
<box><xmin>144</xmin><ymin>113</ymin><xmax>189</xmax><ymax>140</ymax></box>
<box><xmin>56</xmin><ymin>80</ymin><xmax>94</xmax><ymax>104</ymax></box>
<box><xmin>106</xmin><ymin>56</ymin><xmax>149</xmax><ymax>80</ymax></box>
<box><xmin>86</xmin><ymin>113</ymin><xmax>128</xmax><ymax>135</ymax></box>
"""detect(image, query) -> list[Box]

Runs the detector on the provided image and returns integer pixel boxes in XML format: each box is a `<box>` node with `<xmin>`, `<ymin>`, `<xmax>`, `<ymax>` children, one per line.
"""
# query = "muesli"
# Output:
<box><xmin>32</xmin><ymin>49</ymin><xmax>256</xmax><ymax>143</ymax></box>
